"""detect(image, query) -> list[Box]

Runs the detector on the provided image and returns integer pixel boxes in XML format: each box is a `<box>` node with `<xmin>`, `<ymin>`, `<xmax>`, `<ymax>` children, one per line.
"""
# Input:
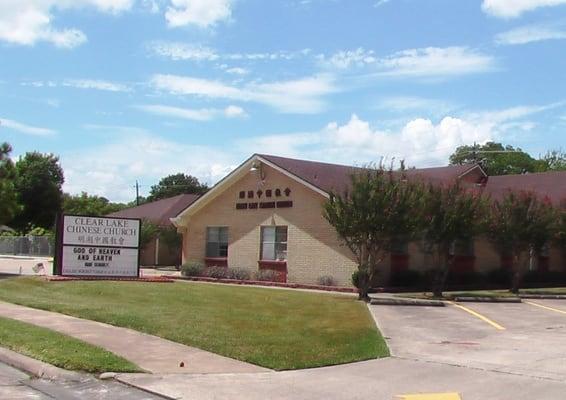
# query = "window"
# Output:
<box><xmin>450</xmin><ymin>239</ymin><xmax>475</xmax><ymax>257</ymax></box>
<box><xmin>391</xmin><ymin>237</ymin><xmax>409</xmax><ymax>255</ymax></box>
<box><xmin>261</xmin><ymin>226</ymin><xmax>287</xmax><ymax>261</ymax></box>
<box><xmin>206</xmin><ymin>227</ymin><xmax>228</xmax><ymax>258</ymax></box>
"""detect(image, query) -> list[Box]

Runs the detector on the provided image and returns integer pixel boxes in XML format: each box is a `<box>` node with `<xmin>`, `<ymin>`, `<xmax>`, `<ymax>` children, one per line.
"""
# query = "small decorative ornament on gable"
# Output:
<box><xmin>236</xmin><ymin>187</ymin><xmax>293</xmax><ymax>210</ymax></box>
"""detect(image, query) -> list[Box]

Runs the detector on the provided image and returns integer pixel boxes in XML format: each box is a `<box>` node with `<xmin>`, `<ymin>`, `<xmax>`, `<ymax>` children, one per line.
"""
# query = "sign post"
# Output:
<box><xmin>54</xmin><ymin>214</ymin><xmax>141</xmax><ymax>278</ymax></box>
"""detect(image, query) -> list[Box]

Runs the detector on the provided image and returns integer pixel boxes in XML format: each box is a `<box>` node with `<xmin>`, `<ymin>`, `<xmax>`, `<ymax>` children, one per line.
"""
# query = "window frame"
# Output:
<box><xmin>205</xmin><ymin>226</ymin><xmax>229</xmax><ymax>258</ymax></box>
<box><xmin>260</xmin><ymin>226</ymin><xmax>288</xmax><ymax>261</ymax></box>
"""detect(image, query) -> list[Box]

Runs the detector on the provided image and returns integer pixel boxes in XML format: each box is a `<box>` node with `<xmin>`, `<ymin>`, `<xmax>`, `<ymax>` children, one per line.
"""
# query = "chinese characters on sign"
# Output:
<box><xmin>235</xmin><ymin>187</ymin><xmax>293</xmax><ymax>210</ymax></box>
<box><xmin>57</xmin><ymin>215</ymin><xmax>141</xmax><ymax>277</ymax></box>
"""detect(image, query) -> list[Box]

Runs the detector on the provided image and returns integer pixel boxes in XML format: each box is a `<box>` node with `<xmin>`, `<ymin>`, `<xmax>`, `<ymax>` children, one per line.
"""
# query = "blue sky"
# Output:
<box><xmin>1</xmin><ymin>0</ymin><xmax>565</xmax><ymax>202</ymax></box>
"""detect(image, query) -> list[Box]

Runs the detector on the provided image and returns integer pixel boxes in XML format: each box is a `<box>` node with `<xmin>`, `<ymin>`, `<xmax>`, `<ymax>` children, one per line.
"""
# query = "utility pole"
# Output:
<box><xmin>135</xmin><ymin>180</ymin><xmax>139</xmax><ymax>206</ymax></box>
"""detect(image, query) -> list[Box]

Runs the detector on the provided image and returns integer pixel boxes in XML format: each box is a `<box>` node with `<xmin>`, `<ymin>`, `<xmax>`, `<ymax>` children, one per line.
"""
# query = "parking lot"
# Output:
<box><xmin>373</xmin><ymin>299</ymin><xmax>566</xmax><ymax>381</ymax></box>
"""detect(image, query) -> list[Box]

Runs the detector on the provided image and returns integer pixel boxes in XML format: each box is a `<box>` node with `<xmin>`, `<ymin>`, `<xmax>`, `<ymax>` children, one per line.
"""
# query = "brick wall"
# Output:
<box><xmin>180</xmin><ymin>164</ymin><xmax>358</xmax><ymax>286</ymax></box>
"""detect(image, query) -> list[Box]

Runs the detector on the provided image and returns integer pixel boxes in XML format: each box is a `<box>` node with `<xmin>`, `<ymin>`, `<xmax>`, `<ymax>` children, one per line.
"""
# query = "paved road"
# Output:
<box><xmin>0</xmin><ymin>361</ymin><xmax>163</xmax><ymax>399</ymax></box>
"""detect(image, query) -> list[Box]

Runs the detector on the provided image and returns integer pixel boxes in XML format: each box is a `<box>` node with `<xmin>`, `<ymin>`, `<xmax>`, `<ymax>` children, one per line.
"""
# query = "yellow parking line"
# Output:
<box><xmin>525</xmin><ymin>301</ymin><xmax>566</xmax><ymax>315</ymax></box>
<box><xmin>447</xmin><ymin>301</ymin><xmax>506</xmax><ymax>330</ymax></box>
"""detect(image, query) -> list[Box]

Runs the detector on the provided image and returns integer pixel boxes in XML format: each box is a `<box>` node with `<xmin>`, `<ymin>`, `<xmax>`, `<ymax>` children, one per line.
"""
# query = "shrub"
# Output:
<box><xmin>205</xmin><ymin>266</ymin><xmax>230</xmax><ymax>279</ymax></box>
<box><xmin>317</xmin><ymin>275</ymin><xmax>336</xmax><ymax>287</ymax></box>
<box><xmin>180</xmin><ymin>262</ymin><xmax>203</xmax><ymax>277</ymax></box>
<box><xmin>486</xmin><ymin>268</ymin><xmax>512</xmax><ymax>286</ymax></box>
<box><xmin>446</xmin><ymin>271</ymin><xmax>486</xmax><ymax>286</ymax></box>
<box><xmin>255</xmin><ymin>269</ymin><xmax>282</xmax><ymax>282</ymax></box>
<box><xmin>389</xmin><ymin>269</ymin><xmax>423</xmax><ymax>287</ymax></box>
<box><xmin>228</xmin><ymin>268</ymin><xmax>251</xmax><ymax>281</ymax></box>
<box><xmin>523</xmin><ymin>270</ymin><xmax>566</xmax><ymax>285</ymax></box>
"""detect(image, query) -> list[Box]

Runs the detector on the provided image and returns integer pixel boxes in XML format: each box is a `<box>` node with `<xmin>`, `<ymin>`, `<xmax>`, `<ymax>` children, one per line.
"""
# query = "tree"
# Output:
<box><xmin>63</xmin><ymin>192</ymin><xmax>127</xmax><ymax>216</ymax></box>
<box><xmin>147</xmin><ymin>173</ymin><xmax>208</xmax><ymax>202</ymax></box>
<box><xmin>486</xmin><ymin>191</ymin><xmax>557</xmax><ymax>294</ymax></box>
<box><xmin>554</xmin><ymin>201</ymin><xmax>566</xmax><ymax>269</ymax></box>
<box><xmin>13</xmin><ymin>152</ymin><xmax>64</xmax><ymax>230</ymax></box>
<box><xmin>0</xmin><ymin>142</ymin><xmax>20</xmax><ymax>225</ymax></box>
<box><xmin>324</xmin><ymin>166</ymin><xmax>425</xmax><ymax>301</ymax></box>
<box><xmin>449</xmin><ymin>142</ymin><xmax>538</xmax><ymax>175</ymax></box>
<box><xmin>139</xmin><ymin>219</ymin><xmax>160</xmax><ymax>248</ymax></box>
<box><xmin>421</xmin><ymin>182</ymin><xmax>487</xmax><ymax>297</ymax></box>
<box><xmin>538</xmin><ymin>150</ymin><xmax>566</xmax><ymax>172</ymax></box>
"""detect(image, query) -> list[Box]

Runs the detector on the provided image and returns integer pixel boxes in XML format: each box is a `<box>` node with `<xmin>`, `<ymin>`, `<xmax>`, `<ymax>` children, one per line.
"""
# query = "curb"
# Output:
<box><xmin>519</xmin><ymin>294</ymin><xmax>566</xmax><ymax>300</ymax></box>
<box><xmin>0</xmin><ymin>346</ymin><xmax>85</xmax><ymax>381</ymax></box>
<box><xmin>370</xmin><ymin>297</ymin><xmax>445</xmax><ymax>307</ymax></box>
<box><xmin>115</xmin><ymin>374</ymin><xmax>178</xmax><ymax>400</ymax></box>
<box><xmin>452</xmin><ymin>296</ymin><xmax>522</xmax><ymax>303</ymax></box>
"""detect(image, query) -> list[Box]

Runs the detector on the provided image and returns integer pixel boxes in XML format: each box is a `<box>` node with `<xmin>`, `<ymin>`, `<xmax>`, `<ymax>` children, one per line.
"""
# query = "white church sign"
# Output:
<box><xmin>54</xmin><ymin>215</ymin><xmax>141</xmax><ymax>277</ymax></box>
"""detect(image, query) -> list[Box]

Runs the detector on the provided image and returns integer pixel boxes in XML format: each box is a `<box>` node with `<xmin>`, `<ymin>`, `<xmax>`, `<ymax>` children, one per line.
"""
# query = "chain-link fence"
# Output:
<box><xmin>0</xmin><ymin>236</ymin><xmax>54</xmax><ymax>257</ymax></box>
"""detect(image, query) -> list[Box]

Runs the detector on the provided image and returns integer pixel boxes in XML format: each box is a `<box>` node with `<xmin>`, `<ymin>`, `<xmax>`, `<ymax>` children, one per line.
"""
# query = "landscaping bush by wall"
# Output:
<box><xmin>180</xmin><ymin>262</ymin><xmax>204</xmax><ymax>277</ymax></box>
<box><xmin>317</xmin><ymin>275</ymin><xmax>336</xmax><ymax>287</ymax></box>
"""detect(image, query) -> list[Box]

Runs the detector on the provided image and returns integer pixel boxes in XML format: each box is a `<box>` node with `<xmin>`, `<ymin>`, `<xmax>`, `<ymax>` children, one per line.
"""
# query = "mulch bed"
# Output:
<box><xmin>170</xmin><ymin>275</ymin><xmax>357</xmax><ymax>293</ymax></box>
<box><xmin>45</xmin><ymin>276</ymin><xmax>174</xmax><ymax>283</ymax></box>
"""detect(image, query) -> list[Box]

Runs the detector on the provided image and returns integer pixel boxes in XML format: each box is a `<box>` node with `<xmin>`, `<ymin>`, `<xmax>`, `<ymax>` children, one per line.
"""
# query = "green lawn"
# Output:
<box><xmin>0</xmin><ymin>316</ymin><xmax>140</xmax><ymax>373</ymax></box>
<box><xmin>0</xmin><ymin>277</ymin><xmax>388</xmax><ymax>370</ymax></box>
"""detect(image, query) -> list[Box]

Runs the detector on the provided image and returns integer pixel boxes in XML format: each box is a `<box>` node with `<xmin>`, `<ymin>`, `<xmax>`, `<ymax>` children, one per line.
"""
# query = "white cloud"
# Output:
<box><xmin>495</xmin><ymin>24</ymin><xmax>566</xmax><ymax>45</ymax></box>
<box><xmin>319</xmin><ymin>48</ymin><xmax>377</xmax><ymax>69</ymax></box>
<box><xmin>223</xmin><ymin>105</ymin><xmax>247</xmax><ymax>118</ymax></box>
<box><xmin>0</xmin><ymin>118</ymin><xmax>56</xmax><ymax>136</ymax></box>
<box><xmin>482</xmin><ymin>0</ymin><xmax>566</xmax><ymax>18</ymax></box>
<box><xmin>238</xmin><ymin>103</ymin><xmax>558</xmax><ymax>167</ymax></box>
<box><xmin>151</xmin><ymin>73</ymin><xmax>336</xmax><ymax>114</ymax></box>
<box><xmin>63</xmin><ymin>79</ymin><xmax>131</xmax><ymax>92</ymax></box>
<box><xmin>61</xmin><ymin>131</ymin><xmax>237</xmax><ymax>202</ymax></box>
<box><xmin>147</xmin><ymin>42</ymin><xmax>219</xmax><ymax>61</ymax></box>
<box><xmin>0</xmin><ymin>0</ymin><xmax>133</xmax><ymax>48</ymax></box>
<box><xmin>376</xmin><ymin>47</ymin><xmax>496</xmax><ymax>78</ymax></box>
<box><xmin>135</xmin><ymin>104</ymin><xmax>247</xmax><ymax>120</ymax></box>
<box><xmin>224</xmin><ymin>67</ymin><xmax>249</xmax><ymax>75</ymax></box>
<box><xmin>147</xmin><ymin>42</ymin><xmax>311</xmax><ymax>63</ymax></box>
<box><xmin>165</xmin><ymin>0</ymin><xmax>233</xmax><ymax>28</ymax></box>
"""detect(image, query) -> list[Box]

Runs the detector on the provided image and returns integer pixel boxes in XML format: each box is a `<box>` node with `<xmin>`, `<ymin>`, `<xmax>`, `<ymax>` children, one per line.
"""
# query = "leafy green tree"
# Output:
<box><xmin>0</xmin><ymin>142</ymin><xmax>20</xmax><ymax>225</ymax></box>
<box><xmin>555</xmin><ymin>202</ymin><xmax>566</xmax><ymax>269</ymax></box>
<box><xmin>139</xmin><ymin>219</ymin><xmax>160</xmax><ymax>248</ymax></box>
<box><xmin>324</xmin><ymin>166</ymin><xmax>426</xmax><ymax>301</ymax></box>
<box><xmin>147</xmin><ymin>173</ymin><xmax>208</xmax><ymax>202</ymax></box>
<box><xmin>63</xmin><ymin>192</ymin><xmax>127</xmax><ymax>216</ymax></box>
<box><xmin>487</xmin><ymin>191</ymin><xmax>557</xmax><ymax>293</ymax></box>
<box><xmin>13</xmin><ymin>152</ymin><xmax>64</xmax><ymax>230</ymax></box>
<box><xmin>421</xmin><ymin>182</ymin><xmax>487</xmax><ymax>297</ymax></box>
<box><xmin>449</xmin><ymin>142</ymin><xmax>538</xmax><ymax>175</ymax></box>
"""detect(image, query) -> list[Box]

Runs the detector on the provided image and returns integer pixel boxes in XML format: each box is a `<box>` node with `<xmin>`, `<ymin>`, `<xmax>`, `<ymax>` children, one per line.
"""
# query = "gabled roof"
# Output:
<box><xmin>108</xmin><ymin>193</ymin><xmax>200</xmax><ymax>226</ymax></box>
<box><xmin>172</xmin><ymin>153</ymin><xmax>485</xmax><ymax>225</ymax></box>
<box><xmin>258</xmin><ymin>154</ymin><xmax>485</xmax><ymax>194</ymax></box>
<box><xmin>483</xmin><ymin>170</ymin><xmax>566</xmax><ymax>205</ymax></box>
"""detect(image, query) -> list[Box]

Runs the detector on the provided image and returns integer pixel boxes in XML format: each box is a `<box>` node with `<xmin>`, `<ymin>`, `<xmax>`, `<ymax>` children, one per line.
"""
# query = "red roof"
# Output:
<box><xmin>258</xmin><ymin>154</ymin><xmax>482</xmax><ymax>194</ymax></box>
<box><xmin>483</xmin><ymin>171</ymin><xmax>566</xmax><ymax>205</ymax></box>
<box><xmin>108</xmin><ymin>194</ymin><xmax>200</xmax><ymax>226</ymax></box>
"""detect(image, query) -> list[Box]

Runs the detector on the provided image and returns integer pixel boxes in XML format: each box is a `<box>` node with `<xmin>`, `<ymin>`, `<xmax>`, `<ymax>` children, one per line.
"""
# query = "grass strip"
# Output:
<box><xmin>0</xmin><ymin>316</ymin><xmax>141</xmax><ymax>373</ymax></box>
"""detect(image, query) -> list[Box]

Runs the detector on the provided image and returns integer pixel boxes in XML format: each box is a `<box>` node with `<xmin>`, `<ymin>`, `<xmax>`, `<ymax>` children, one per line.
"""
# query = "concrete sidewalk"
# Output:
<box><xmin>0</xmin><ymin>302</ymin><xmax>268</xmax><ymax>374</ymax></box>
<box><xmin>116</xmin><ymin>357</ymin><xmax>566</xmax><ymax>400</ymax></box>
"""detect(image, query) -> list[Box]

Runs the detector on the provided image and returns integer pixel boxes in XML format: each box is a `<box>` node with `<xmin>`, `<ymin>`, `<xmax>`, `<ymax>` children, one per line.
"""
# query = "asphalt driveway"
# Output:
<box><xmin>373</xmin><ymin>299</ymin><xmax>566</xmax><ymax>381</ymax></box>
